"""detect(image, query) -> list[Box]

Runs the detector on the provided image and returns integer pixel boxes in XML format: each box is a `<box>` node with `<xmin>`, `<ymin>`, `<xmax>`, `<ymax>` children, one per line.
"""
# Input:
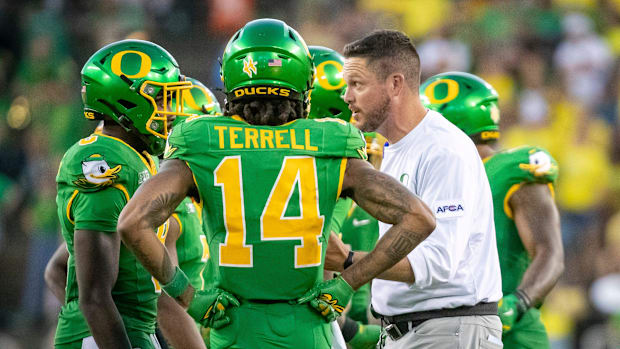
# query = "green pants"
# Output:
<box><xmin>210</xmin><ymin>300</ymin><xmax>332</xmax><ymax>349</ymax></box>
<box><xmin>348</xmin><ymin>283</ymin><xmax>371</xmax><ymax>324</ymax></box>
<box><xmin>55</xmin><ymin>330</ymin><xmax>159</xmax><ymax>349</ymax></box>
<box><xmin>503</xmin><ymin>308</ymin><xmax>549</xmax><ymax>349</ymax></box>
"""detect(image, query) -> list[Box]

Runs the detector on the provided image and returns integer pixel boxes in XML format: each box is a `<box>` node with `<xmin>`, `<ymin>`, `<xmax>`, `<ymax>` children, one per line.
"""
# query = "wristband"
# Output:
<box><xmin>514</xmin><ymin>289</ymin><xmax>532</xmax><ymax>313</ymax></box>
<box><xmin>343</xmin><ymin>251</ymin><xmax>355</xmax><ymax>270</ymax></box>
<box><xmin>161</xmin><ymin>266</ymin><xmax>190</xmax><ymax>299</ymax></box>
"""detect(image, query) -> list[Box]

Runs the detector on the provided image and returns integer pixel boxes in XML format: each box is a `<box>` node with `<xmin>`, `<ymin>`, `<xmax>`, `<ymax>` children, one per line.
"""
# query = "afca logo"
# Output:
<box><xmin>433</xmin><ymin>200</ymin><xmax>465</xmax><ymax>219</ymax></box>
<box><xmin>436</xmin><ymin>205</ymin><xmax>464</xmax><ymax>214</ymax></box>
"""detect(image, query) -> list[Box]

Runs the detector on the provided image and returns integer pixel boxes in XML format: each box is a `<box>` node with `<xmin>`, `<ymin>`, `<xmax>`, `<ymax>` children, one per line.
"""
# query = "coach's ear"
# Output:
<box><xmin>386</xmin><ymin>73</ymin><xmax>406</xmax><ymax>99</ymax></box>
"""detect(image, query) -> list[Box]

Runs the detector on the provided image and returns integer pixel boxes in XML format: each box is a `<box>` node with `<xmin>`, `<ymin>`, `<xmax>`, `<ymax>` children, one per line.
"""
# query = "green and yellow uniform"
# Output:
<box><xmin>172</xmin><ymin>197</ymin><xmax>207</xmax><ymax>290</ymax></box>
<box><xmin>171</xmin><ymin>197</ymin><xmax>212</xmax><ymax>347</ymax></box>
<box><xmin>484</xmin><ymin>145</ymin><xmax>559</xmax><ymax>349</ymax></box>
<box><xmin>165</xmin><ymin>115</ymin><xmax>367</xmax><ymax>349</ymax></box>
<box><xmin>55</xmin><ymin>133</ymin><xmax>166</xmax><ymax>348</ymax></box>
<box><xmin>340</xmin><ymin>205</ymin><xmax>379</xmax><ymax>324</ymax></box>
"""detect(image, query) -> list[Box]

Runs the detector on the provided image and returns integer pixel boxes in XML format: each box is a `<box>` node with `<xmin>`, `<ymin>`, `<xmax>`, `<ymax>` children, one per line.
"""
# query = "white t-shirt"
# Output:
<box><xmin>371</xmin><ymin>110</ymin><xmax>502</xmax><ymax>316</ymax></box>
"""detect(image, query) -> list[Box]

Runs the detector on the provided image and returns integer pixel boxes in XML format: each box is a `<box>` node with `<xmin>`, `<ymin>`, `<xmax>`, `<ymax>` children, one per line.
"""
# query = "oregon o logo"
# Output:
<box><xmin>110</xmin><ymin>50</ymin><xmax>152</xmax><ymax>79</ymax></box>
<box><xmin>316</xmin><ymin>60</ymin><xmax>345</xmax><ymax>90</ymax></box>
<box><xmin>424</xmin><ymin>79</ymin><xmax>460</xmax><ymax>104</ymax></box>
<box><xmin>184</xmin><ymin>86</ymin><xmax>214</xmax><ymax>112</ymax></box>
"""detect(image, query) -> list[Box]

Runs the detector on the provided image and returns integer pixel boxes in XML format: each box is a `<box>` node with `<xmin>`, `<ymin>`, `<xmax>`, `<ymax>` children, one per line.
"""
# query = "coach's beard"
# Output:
<box><xmin>358</xmin><ymin>94</ymin><xmax>391</xmax><ymax>133</ymax></box>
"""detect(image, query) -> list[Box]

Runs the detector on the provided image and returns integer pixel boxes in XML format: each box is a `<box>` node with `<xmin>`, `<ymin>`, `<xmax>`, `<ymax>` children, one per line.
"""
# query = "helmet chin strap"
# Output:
<box><xmin>117</xmin><ymin>114</ymin><xmax>158</xmax><ymax>153</ymax></box>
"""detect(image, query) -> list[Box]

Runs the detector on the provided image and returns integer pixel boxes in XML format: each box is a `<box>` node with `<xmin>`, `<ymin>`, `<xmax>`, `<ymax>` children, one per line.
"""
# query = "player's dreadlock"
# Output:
<box><xmin>226</xmin><ymin>99</ymin><xmax>306</xmax><ymax>126</ymax></box>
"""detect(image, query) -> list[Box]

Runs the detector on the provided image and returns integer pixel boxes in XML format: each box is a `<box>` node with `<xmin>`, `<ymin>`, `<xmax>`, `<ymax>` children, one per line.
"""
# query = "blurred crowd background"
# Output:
<box><xmin>1</xmin><ymin>0</ymin><xmax>619</xmax><ymax>348</ymax></box>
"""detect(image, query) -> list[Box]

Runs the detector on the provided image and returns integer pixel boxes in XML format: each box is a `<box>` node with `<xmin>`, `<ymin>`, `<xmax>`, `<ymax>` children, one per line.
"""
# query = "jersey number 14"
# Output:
<box><xmin>215</xmin><ymin>155</ymin><xmax>325</xmax><ymax>269</ymax></box>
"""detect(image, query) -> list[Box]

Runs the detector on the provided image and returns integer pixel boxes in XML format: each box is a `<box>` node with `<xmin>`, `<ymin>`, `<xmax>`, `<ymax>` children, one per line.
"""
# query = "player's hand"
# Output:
<box><xmin>187</xmin><ymin>288</ymin><xmax>240</xmax><ymax>329</ymax></box>
<box><xmin>498</xmin><ymin>293</ymin><xmax>522</xmax><ymax>332</ymax></box>
<box><xmin>324</xmin><ymin>232</ymin><xmax>349</xmax><ymax>272</ymax></box>
<box><xmin>297</xmin><ymin>275</ymin><xmax>354</xmax><ymax>322</ymax></box>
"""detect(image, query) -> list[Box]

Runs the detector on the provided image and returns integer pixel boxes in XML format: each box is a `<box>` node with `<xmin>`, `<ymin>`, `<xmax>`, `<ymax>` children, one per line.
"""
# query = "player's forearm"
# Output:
<box><xmin>517</xmin><ymin>247</ymin><xmax>564</xmax><ymax>305</ymax></box>
<box><xmin>80</xmin><ymin>297</ymin><xmax>132</xmax><ymax>349</ymax></box>
<box><xmin>121</xmin><ymin>226</ymin><xmax>177</xmax><ymax>286</ymax></box>
<box><xmin>337</xmin><ymin>250</ymin><xmax>414</xmax><ymax>283</ymax></box>
<box><xmin>341</xmin><ymin>221</ymin><xmax>428</xmax><ymax>289</ymax></box>
<box><xmin>44</xmin><ymin>265</ymin><xmax>67</xmax><ymax>303</ymax></box>
<box><xmin>158</xmin><ymin>294</ymin><xmax>207</xmax><ymax>349</ymax></box>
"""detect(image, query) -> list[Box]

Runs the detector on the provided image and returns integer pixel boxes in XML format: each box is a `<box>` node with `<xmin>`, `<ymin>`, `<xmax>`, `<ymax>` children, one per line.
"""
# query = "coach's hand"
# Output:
<box><xmin>298</xmin><ymin>275</ymin><xmax>354</xmax><ymax>322</ymax></box>
<box><xmin>187</xmin><ymin>288</ymin><xmax>240</xmax><ymax>329</ymax></box>
<box><xmin>498</xmin><ymin>293</ymin><xmax>527</xmax><ymax>332</ymax></box>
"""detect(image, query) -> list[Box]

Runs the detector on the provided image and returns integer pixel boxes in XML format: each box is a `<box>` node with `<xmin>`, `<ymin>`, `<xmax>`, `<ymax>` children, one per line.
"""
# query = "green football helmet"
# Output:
<box><xmin>307</xmin><ymin>46</ymin><xmax>351</xmax><ymax>122</ymax></box>
<box><xmin>172</xmin><ymin>77</ymin><xmax>222</xmax><ymax>127</ymax></box>
<box><xmin>420</xmin><ymin>72</ymin><xmax>500</xmax><ymax>143</ymax></box>
<box><xmin>81</xmin><ymin>39</ymin><xmax>193</xmax><ymax>155</ymax></box>
<box><xmin>220</xmin><ymin>18</ymin><xmax>315</xmax><ymax>113</ymax></box>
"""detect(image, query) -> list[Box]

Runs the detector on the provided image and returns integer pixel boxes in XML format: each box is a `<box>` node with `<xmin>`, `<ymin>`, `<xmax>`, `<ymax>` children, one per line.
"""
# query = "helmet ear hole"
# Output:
<box><xmin>329</xmin><ymin>108</ymin><xmax>341</xmax><ymax>116</ymax></box>
<box><xmin>118</xmin><ymin>99</ymin><xmax>136</xmax><ymax>110</ymax></box>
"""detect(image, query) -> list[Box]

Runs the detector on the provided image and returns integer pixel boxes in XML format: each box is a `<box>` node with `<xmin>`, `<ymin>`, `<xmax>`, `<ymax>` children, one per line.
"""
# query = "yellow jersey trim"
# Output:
<box><xmin>547</xmin><ymin>183</ymin><xmax>555</xmax><ymax>199</ymax></box>
<box><xmin>336</xmin><ymin>158</ymin><xmax>348</xmax><ymax>200</ymax></box>
<box><xmin>504</xmin><ymin>182</ymin><xmax>555</xmax><ymax>220</ymax></box>
<box><xmin>66</xmin><ymin>190</ymin><xmax>79</xmax><ymax>225</ymax></box>
<box><xmin>171</xmin><ymin>213</ymin><xmax>183</xmax><ymax>236</ymax></box>
<box><xmin>112</xmin><ymin>184</ymin><xmax>130</xmax><ymax>202</ymax></box>
<box><xmin>231</xmin><ymin>115</ymin><xmax>247</xmax><ymax>123</ymax></box>
<box><xmin>503</xmin><ymin>183</ymin><xmax>523</xmax><ymax>220</ymax></box>
<box><xmin>97</xmin><ymin>134</ymin><xmax>157</xmax><ymax>175</ymax></box>
<box><xmin>191</xmin><ymin>197</ymin><xmax>203</xmax><ymax>224</ymax></box>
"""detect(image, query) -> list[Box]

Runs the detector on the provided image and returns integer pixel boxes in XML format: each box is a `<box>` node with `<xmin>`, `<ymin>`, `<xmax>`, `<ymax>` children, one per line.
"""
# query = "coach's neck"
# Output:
<box><xmin>380</xmin><ymin>81</ymin><xmax>427</xmax><ymax>145</ymax></box>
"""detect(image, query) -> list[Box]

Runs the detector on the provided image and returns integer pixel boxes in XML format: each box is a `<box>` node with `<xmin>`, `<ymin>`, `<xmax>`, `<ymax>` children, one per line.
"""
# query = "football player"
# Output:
<box><xmin>53</xmin><ymin>39</ymin><xmax>195</xmax><ymax>349</ymax></box>
<box><xmin>116</xmin><ymin>18</ymin><xmax>435</xmax><ymax>349</ymax></box>
<box><xmin>47</xmin><ymin>76</ymin><xmax>219</xmax><ymax>349</ymax></box>
<box><xmin>420</xmin><ymin>72</ymin><xmax>564</xmax><ymax>349</ymax></box>
<box><xmin>308</xmin><ymin>45</ymin><xmax>381</xmax><ymax>349</ymax></box>
<box><xmin>156</xmin><ymin>77</ymin><xmax>222</xmax><ymax>349</ymax></box>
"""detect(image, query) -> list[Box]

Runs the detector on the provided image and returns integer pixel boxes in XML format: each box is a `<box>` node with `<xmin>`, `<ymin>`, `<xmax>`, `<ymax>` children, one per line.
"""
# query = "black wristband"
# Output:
<box><xmin>343</xmin><ymin>251</ymin><xmax>355</xmax><ymax>270</ymax></box>
<box><xmin>514</xmin><ymin>289</ymin><xmax>532</xmax><ymax>313</ymax></box>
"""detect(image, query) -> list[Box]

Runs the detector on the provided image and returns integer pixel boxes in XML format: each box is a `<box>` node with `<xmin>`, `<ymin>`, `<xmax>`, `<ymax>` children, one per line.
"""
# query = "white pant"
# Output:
<box><xmin>383</xmin><ymin>315</ymin><xmax>502</xmax><ymax>349</ymax></box>
<box><xmin>331</xmin><ymin>321</ymin><xmax>347</xmax><ymax>349</ymax></box>
<box><xmin>81</xmin><ymin>334</ymin><xmax>161</xmax><ymax>349</ymax></box>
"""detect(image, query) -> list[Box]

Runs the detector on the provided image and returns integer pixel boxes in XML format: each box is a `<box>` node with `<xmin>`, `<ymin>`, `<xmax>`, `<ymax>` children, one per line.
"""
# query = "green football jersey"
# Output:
<box><xmin>55</xmin><ymin>133</ymin><xmax>164</xmax><ymax>345</ymax></box>
<box><xmin>341</xmin><ymin>204</ymin><xmax>379</xmax><ymax>253</ymax></box>
<box><xmin>340</xmin><ymin>204</ymin><xmax>379</xmax><ymax>324</ymax></box>
<box><xmin>165</xmin><ymin>115</ymin><xmax>367</xmax><ymax>300</ymax></box>
<box><xmin>484</xmin><ymin>145</ymin><xmax>558</xmax><ymax>295</ymax></box>
<box><xmin>330</xmin><ymin>198</ymin><xmax>353</xmax><ymax>234</ymax></box>
<box><xmin>172</xmin><ymin>197</ymin><xmax>207</xmax><ymax>290</ymax></box>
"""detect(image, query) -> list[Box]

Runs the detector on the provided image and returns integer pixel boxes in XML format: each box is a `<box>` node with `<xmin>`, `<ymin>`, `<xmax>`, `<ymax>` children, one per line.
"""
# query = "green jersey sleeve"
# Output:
<box><xmin>330</xmin><ymin>198</ymin><xmax>353</xmax><ymax>234</ymax></box>
<box><xmin>512</xmin><ymin>145</ymin><xmax>559</xmax><ymax>185</ymax></box>
<box><xmin>72</xmin><ymin>187</ymin><xmax>128</xmax><ymax>232</ymax></box>
<box><xmin>57</xmin><ymin>137</ymin><xmax>140</xmax><ymax>195</ymax></box>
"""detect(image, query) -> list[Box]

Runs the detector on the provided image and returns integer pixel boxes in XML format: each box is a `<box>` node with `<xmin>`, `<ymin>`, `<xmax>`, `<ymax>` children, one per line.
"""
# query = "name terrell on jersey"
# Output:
<box><xmin>213</xmin><ymin>125</ymin><xmax>319</xmax><ymax>151</ymax></box>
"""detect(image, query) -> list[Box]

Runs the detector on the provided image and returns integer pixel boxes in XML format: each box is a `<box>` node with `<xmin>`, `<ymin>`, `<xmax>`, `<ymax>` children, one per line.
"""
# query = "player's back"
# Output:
<box><xmin>165</xmin><ymin>115</ymin><xmax>366</xmax><ymax>300</ymax></box>
<box><xmin>55</xmin><ymin>133</ymin><xmax>161</xmax><ymax>344</ymax></box>
<box><xmin>484</xmin><ymin>145</ymin><xmax>558</xmax><ymax>294</ymax></box>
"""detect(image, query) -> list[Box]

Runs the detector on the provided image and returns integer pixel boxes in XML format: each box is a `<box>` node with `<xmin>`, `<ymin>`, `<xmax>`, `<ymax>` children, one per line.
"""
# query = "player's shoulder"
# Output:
<box><xmin>492</xmin><ymin>145</ymin><xmax>559</xmax><ymax>183</ymax></box>
<box><xmin>58</xmin><ymin>134</ymin><xmax>141</xmax><ymax>192</ymax></box>
<box><xmin>299</xmin><ymin>118</ymin><xmax>367</xmax><ymax>160</ymax></box>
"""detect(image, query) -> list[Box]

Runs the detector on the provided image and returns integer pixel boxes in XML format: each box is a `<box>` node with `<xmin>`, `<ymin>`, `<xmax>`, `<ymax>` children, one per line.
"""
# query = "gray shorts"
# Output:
<box><xmin>383</xmin><ymin>315</ymin><xmax>503</xmax><ymax>349</ymax></box>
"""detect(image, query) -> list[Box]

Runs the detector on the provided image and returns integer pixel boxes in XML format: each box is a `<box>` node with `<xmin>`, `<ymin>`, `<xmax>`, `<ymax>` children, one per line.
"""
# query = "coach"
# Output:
<box><xmin>326</xmin><ymin>30</ymin><xmax>503</xmax><ymax>348</ymax></box>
